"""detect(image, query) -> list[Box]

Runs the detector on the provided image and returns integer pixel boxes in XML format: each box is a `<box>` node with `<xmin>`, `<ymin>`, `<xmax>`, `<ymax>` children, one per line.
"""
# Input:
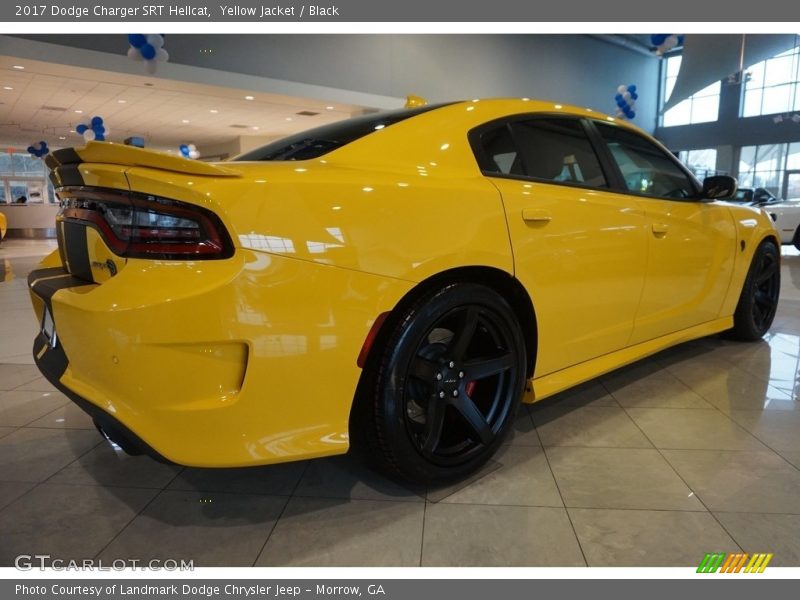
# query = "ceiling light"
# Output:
<box><xmin>3</xmin><ymin>86</ymin><xmax>13</xmax><ymax>90</ymax></box>
<box><xmin>325</xmin><ymin>106</ymin><xmax>334</xmax><ymax>110</ymax></box>
<box><xmin>285</xmin><ymin>117</ymin><xmax>292</xmax><ymax>121</ymax></box>
<box><xmin>12</xmin><ymin>65</ymin><xmax>24</xmax><ymax>70</ymax></box>
<box><xmin>181</xmin><ymin>119</ymin><xmax>190</xmax><ymax>123</ymax></box>
<box><xmin>251</xmin><ymin>126</ymin><xmax>259</xmax><ymax>130</ymax></box>
<box><xmin>210</xmin><ymin>109</ymin><xmax>218</xmax><ymax>113</ymax></box>
<box><xmin>244</xmin><ymin>95</ymin><xmax>254</xmax><ymax>100</ymax></box>
<box><xmin>117</xmin><ymin>99</ymin><xmax>126</xmax><ymax>104</ymax></box>
<box><xmin>58</xmin><ymin>136</ymin><xmax>66</xmax><ymax>140</ymax></box>
<box><xmin>74</xmin><ymin>109</ymin><xmax>83</xmax><ymax>113</ymax></box>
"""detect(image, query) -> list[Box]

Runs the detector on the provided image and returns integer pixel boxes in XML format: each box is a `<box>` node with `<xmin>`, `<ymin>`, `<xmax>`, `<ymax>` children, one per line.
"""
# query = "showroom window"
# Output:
<box><xmin>741</xmin><ymin>44</ymin><xmax>800</xmax><ymax>117</ymax></box>
<box><xmin>596</xmin><ymin>123</ymin><xmax>698</xmax><ymax>199</ymax></box>
<box><xmin>678</xmin><ymin>148</ymin><xmax>719</xmax><ymax>179</ymax></box>
<box><xmin>0</xmin><ymin>150</ymin><xmax>53</xmax><ymax>204</ymax></box>
<box><xmin>478</xmin><ymin>118</ymin><xmax>607</xmax><ymax>188</ymax></box>
<box><xmin>661</xmin><ymin>55</ymin><xmax>722</xmax><ymax>127</ymax></box>
<box><xmin>738</xmin><ymin>142</ymin><xmax>800</xmax><ymax>198</ymax></box>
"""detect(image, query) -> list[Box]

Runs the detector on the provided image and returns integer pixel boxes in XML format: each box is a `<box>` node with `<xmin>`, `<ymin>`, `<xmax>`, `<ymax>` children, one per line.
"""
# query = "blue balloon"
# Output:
<box><xmin>678</xmin><ymin>35</ymin><xmax>685</xmax><ymax>45</ymax></box>
<box><xmin>650</xmin><ymin>34</ymin><xmax>668</xmax><ymax>46</ymax></box>
<box><xmin>179</xmin><ymin>144</ymin><xmax>189</xmax><ymax>153</ymax></box>
<box><xmin>627</xmin><ymin>110</ymin><xmax>636</xmax><ymax>119</ymax></box>
<box><xmin>627</xmin><ymin>85</ymin><xmax>637</xmax><ymax>93</ymax></box>
<box><xmin>128</xmin><ymin>34</ymin><xmax>147</xmax><ymax>48</ymax></box>
<box><xmin>140</xmin><ymin>43</ymin><xmax>156</xmax><ymax>60</ymax></box>
<box><xmin>93</xmin><ymin>125</ymin><xmax>105</xmax><ymax>135</ymax></box>
<box><xmin>631</xmin><ymin>92</ymin><xmax>639</xmax><ymax>101</ymax></box>
<box><xmin>27</xmin><ymin>145</ymin><xmax>35</xmax><ymax>154</ymax></box>
<box><xmin>95</xmin><ymin>134</ymin><xmax>105</xmax><ymax>141</ymax></box>
<box><xmin>616</xmin><ymin>98</ymin><xmax>627</xmax><ymax>108</ymax></box>
<box><xmin>76</xmin><ymin>124</ymin><xmax>87</xmax><ymax>134</ymax></box>
<box><xmin>91</xmin><ymin>116</ymin><xmax>103</xmax><ymax>127</ymax></box>
<box><xmin>614</xmin><ymin>93</ymin><xmax>623</xmax><ymax>102</ymax></box>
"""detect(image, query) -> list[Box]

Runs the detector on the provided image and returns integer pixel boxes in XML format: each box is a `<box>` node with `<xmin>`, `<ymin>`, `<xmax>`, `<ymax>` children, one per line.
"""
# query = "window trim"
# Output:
<box><xmin>468</xmin><ymin>114</ymin><xmax>705</xmax><ymax>202</ymax></box>
<box><xmin>467</xmin><ymin>113</ymin><xmax>616</xmax><ymax>193</ymax></box>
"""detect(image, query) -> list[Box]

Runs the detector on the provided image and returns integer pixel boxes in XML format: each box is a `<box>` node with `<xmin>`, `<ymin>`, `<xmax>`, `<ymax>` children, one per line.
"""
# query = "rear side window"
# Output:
<box><xmin>234</xmin><ymin>104</ymin><xmax>451</xmax><ymax>162</ymax></box>
<box><xmin>475</xmin><ymin>117</ymin><xmax>607</xmax><ymax>188</ymax></box>
<box><xmin>596</xmin><ymin>123</ymin><xmax>698</xmax><ymax>199</ymax></box>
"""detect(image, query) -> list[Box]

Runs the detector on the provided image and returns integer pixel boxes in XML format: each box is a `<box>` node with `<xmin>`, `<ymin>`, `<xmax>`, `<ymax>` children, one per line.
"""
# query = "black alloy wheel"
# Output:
<box><xmin>361</xmin><ymin>283</ymin><xmax>526</xmax><ymax>483</ymax></box>
<box><xmin>731</xmin><ymin>240</ymin><xmax>780</xmax><ymax>341</ymax></box>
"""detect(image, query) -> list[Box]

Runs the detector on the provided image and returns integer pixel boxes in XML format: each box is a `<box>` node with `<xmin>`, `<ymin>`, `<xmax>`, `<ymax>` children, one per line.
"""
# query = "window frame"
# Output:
<box><xmin>469</xmin><ymin>114</ymin><xmax>704</xmax><ymax>202</ymax></box>
<box><xmin>467</xmin><ymin>113</ymin><xmax>618</xmax><ymax>193</ymax></box>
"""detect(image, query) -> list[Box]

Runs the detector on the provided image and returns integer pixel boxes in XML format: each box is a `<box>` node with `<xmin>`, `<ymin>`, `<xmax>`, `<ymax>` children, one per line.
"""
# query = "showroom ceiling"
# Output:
<box><xmin>0</xmin><ymin>56</ymin><xmax>364</xmax><ymax>151</ymax></box>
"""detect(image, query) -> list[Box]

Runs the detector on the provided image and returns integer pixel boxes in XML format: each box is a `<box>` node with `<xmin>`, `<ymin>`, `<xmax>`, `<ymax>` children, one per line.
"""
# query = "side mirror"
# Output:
<box><xmin>702</xmin><ymin>175</ymin><xmax>737</xmax><ymax>200</ymax></box>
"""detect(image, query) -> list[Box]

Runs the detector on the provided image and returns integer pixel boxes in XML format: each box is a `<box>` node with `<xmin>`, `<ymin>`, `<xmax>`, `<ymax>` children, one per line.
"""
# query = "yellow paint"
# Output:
<box><xmin>0</xmin><ymin>210</ymin><xmax>6</xmax><ymax>241</ymax></box>
<box><xmin>31</xmin><ymin>99</ymin><xmax>780</xmax><ymax>467</ymax></box>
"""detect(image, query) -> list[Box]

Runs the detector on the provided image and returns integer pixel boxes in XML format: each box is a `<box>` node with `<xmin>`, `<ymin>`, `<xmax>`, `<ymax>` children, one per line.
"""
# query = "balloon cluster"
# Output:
<box><xmin>127</xmin><ymin>34</ymin><xmax>169</xmax><ymax>74</ymax></box>
<box><xmin>650</xmin><ymin>34</ymin><xmax>685</xmax><ymax>56</ymax></box>
<box><xmin>179</xmin><ymin>143</ymin><xmax>200</xmax><ymax>159</ymax></box>
<box><xmin>76</xmin><ymin>116</ymin><xmax>109</xmax><ymax>142</ymax></box>
<box><xmin>27</xmin><ymin>141</ymin><xmax>49</xmax><ymax>158</ymax></box>
<box><xmin>614</xmin><ymin>85</ymin><xmax>638</xmax><ymax>120</ymax></box>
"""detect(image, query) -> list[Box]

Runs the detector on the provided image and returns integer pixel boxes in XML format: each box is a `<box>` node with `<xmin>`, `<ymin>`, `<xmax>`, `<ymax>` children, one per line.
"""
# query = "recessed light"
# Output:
<box><xmin>325</xmin><ymin>106</ymin><xmax>334</xmax><ymax>110</ymax></box>
<box><xmin>3</xmin><ymin>86</ymin><xmax>13</xmax><ymax>90</ymax></box>
<box><xmin>117</xmin><ymin>99</ymin><xmax>127</xmax><ymax>104</ymax></box>
<box><xmin>251</xmin><ymin>126</ymin><xmax>259</xmax><ymax>130</ymax></box>
<box><xmin>209</xmin><ymin>109</ymin><xmax>218</xmax><ymax>113</ymax></box>
<box><xmin>285</xmin><ymin>117</ymin><xmax>292</xmax><ymax>121</ymax></box>
<box><xmin>74</xmin><ymin>109</ymin><xmax>83</xmax><ymax>113</ymax></box>
<box><xmin>12</xmin><ymin>65</ymin><xmax>24</xmax><ymax>70</ymax></box>
<box><xmin>181</xmin><ymin>119</ymin><xmax>190</xmax><ymax>123</ymax></box>
<box><xmin>58</xmin><ymin>136</ymin><xmax>66</xmax><ymax>140</ymax></box>
<box><xmin>69</xmin><ymin>129</ymin><xmax>75</xmax><ymax>133</ymax></box>
<box><xmin>244</xmin><ymin>95</ymin><xmax>254</xmax><ymax>100</ymax></box>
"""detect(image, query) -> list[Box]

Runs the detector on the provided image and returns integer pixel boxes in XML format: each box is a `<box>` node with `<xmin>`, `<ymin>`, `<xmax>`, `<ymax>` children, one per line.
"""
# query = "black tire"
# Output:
<box><xmin>360</xmin><ymin>282</ymin><xmax>527</xmax><ymax>484</ymax></box>
<box><xmin>793</xmin><ymin>227</ymin><xmax>800</xmax><ymax>251</ymax></box>
<box><xmin>730</xmin><ymin>240</ymin><xmax>780</xmax><ymax>341</ymax></box>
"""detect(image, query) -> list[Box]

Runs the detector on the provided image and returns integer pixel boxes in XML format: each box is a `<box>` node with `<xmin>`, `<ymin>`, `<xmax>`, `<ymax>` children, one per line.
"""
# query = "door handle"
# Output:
<box><xmin>651</xmin><ymin>223</ymin><xmax>669</xmax><ymax>236</ymax></box>
<box><xmin>522</xmin><ymin>208</ymin><xmax>552</xmax><ymax>223</ymax></box>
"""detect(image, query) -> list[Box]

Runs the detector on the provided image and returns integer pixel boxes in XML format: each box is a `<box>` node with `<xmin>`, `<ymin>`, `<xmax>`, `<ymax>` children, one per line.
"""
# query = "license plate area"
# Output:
<box><xmin>41</xmin><ymin>305</ymin><xmax>58</xmax><ymax>348</ymax></box>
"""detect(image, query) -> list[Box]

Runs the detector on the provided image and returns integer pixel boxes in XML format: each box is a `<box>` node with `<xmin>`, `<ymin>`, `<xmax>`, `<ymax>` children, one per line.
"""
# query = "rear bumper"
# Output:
<box><xmin>28</xmin><ymin>252</ymin><xmax>413</xmax><ymax>468</ymax></box>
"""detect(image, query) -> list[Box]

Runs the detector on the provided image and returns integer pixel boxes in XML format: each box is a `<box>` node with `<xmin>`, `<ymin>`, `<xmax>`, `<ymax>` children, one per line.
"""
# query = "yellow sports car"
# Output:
<box><xmin>0</xmin><ymin>210</ymin><xmax>7</xmax><ymax>242</ymax></box>
<box><xmin>30</xmin><ymin>99</ymin><xmax>780</xmax><ymax>483</ymax></box>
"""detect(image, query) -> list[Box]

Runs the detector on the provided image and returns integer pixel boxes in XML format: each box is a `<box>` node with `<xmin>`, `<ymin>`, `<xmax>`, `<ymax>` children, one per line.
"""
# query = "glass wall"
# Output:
<box><xmin>738</xmin><ymin>142</ymin><xmax>800</xmax><ymax>197</ymax></box>
<box><xmin>678</xmin><ymin>148</ymin><xmax>719</xmax><ymax>179</ymax></box>
<box><xmin>662</xmin><ymin>55</ymin><xmax>721</xmax><ymax>127</ymax></box>
<box><xmin>0</xmin><ymin>150</ymin><xmax>52</xmax><ymax>204</ymax></box>
<box><xmin>742</xmin><ymin>44</ymin><xmax>800</xmax><ymax>117</ymax></box>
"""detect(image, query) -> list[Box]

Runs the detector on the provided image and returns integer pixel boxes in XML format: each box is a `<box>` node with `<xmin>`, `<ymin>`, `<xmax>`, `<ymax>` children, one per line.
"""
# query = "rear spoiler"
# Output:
<box><xmin>45</xmin><ymin>142</ymin><xmax>241</xmax><ymax>178</ymax></box>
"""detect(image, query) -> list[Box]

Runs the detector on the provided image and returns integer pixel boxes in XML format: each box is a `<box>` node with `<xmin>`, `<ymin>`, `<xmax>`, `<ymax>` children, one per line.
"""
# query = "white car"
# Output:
<box><xmin>731</xmin><ymin>187</ymin><xmax>800</xmax><ymax>250</ymax></box>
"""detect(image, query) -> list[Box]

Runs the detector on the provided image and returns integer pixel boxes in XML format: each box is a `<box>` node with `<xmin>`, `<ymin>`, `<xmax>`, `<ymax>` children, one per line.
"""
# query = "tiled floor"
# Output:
<box><xmin>1</xmin><ymin>238</ymin><xmax>800</xmax><ymax>567</ymax></box>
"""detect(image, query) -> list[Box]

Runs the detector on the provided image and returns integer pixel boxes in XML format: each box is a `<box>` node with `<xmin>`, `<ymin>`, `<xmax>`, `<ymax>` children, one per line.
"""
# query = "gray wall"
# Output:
<box><xmin>19</xmin><ymin>34</ymin><xmax>660</xmax><ymax>131</ymax></box>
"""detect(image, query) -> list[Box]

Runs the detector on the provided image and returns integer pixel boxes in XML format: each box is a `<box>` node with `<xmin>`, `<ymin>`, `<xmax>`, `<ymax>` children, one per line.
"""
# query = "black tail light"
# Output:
<box><xmin>57</xmin><ymin>187</ymin><xmax>234</xmax><ymax>260</ymax></box>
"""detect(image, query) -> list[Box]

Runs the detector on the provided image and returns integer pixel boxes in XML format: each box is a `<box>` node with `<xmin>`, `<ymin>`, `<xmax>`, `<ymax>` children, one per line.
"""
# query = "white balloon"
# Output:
<box><xmin>623</xmin><ymin>91</ymin><xmax>631</xmax><ymax>101</ymax></box>
<box><xmin>103</xmin><ymin>126</ymin><xmax>110</xmax><ymax>138</ymax></box>
<box><xmin>188</xmin><ymin>144</ymin><xmax>197</xmax><ymax>151</ymax></box>
<box><xmin>146</xmin><ymin>34</ymin><xmax>164</xmax><ymax>49</ymax></box>
<box><xmin>617</xmin><ymin>85</ymin><xmax>627</xmax><ymax>95</ymax></box>
<box><xmin>156</xmin><ymin>48</ymin><xmax>169</xmax><ymax>62</ymax></box>
<box><xmin>83</xmin><ymin>130</ymin><xmax>96</xmax><ymax>142</ymax></box>
<box><xmin>663</xmin><ymin>35</ymin><xmax>678</xmax><ymax>49</ymax></box>
<box><xmin>128</xmin><ymin>47</ymin><xmax>144</xmax><ymax>61</ymax></box>
<box><xmin>189</xmin><ymin>150</ymin><xmax>200</xmax><ymax>159</ymax></box>
<box><xmin>144</xmin><ymin>60</ymin><xmax>158</xmax><ymax>74</ymax></box>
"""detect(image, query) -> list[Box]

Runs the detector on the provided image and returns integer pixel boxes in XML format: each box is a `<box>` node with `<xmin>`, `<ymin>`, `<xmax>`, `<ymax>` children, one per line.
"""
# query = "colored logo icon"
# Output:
<box><xmin>697</xmin><ymin>552</ymin><xmax>774</xmax><ymax>573</ymax></box>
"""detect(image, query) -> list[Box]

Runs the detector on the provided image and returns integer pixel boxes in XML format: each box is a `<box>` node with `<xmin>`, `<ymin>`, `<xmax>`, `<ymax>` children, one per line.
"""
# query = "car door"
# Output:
<box><xmin>591</xmin><ymin>121</ymin><xmax>737</xmax><ymax>344</ymax></box>
<box><xmin>471</xmin><ymin>116</ymin><xmax>649</xmax><ymax>376</ymax></box>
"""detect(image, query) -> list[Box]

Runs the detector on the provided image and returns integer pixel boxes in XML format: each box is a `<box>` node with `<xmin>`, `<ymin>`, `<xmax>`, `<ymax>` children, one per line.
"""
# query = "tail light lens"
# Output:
<box><xmin>58</xmin><ymin>187</ymin><xmax>234</xmax><ymax>260</ymax></box>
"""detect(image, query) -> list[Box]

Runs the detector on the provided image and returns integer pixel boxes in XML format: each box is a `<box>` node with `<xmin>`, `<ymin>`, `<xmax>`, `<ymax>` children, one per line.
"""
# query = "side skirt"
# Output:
<box><xmin>525</xmin><ymin>316</ymin><xmax>733</xmax><ymax>403</ymax></box>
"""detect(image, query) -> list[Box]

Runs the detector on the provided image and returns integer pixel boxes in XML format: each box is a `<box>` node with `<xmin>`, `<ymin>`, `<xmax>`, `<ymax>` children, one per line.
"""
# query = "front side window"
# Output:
<box><xmin>476</xmin><ymin>117</ymin><xmax>607</xmax><ymax>188</ymax></box>
<box><xmin>597</xmin><ymin>123</ymin><xmax>698</xmax><ymax>199</ymax></box>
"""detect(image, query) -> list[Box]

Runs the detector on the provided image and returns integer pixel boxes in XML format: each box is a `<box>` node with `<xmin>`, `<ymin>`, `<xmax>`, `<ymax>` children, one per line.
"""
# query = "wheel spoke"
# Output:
<box><xmin>409</xmin><ymin>356</ymin><xmax>439</xmax><ymax>383</ymax></box>
<box><xmin>449</xmin><ymin>307</ymin><xmax>479</xmax><ymax>361</ymax></box>
<box><xmin>421</xmin><ymin>398</ymin><xmax>446</xmax><ymax>455</ymax></box>
<box><xmin>756</xmin><ymin>261</ymin><xmax>777</xmax><ymax>285</ymax></box>
<box><xmin>463</xmin><ymin>352</ymin><xmax>515</xmax><ymax>380</ymax></box>
<box><xmin>453</xmin><ymin>395</ymin><xmax>493</xmax><ymax>445</ymax></box>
